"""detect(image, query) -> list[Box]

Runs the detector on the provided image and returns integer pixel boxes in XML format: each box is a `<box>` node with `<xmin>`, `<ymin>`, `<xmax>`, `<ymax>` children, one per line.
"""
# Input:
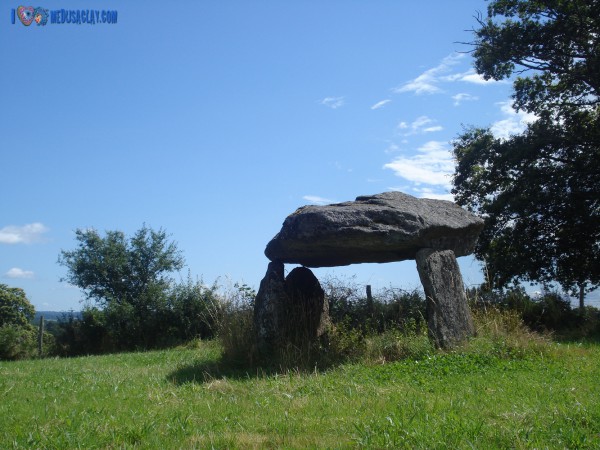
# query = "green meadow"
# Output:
<box><xmin>1</xmin><ymin>337</ymin><xmax>599</xmax><ymax>449</ymax></box>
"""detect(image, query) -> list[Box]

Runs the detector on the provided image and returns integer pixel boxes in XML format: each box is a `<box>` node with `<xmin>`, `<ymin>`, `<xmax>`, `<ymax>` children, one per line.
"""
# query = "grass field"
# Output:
<box><xmin>1</xmin><ymin>337</ymin><xmax>600</xmax><ymax>449</ymax></box>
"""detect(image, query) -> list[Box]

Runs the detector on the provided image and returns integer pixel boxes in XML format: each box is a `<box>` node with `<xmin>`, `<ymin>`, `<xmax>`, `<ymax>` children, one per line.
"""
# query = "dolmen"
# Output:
<box><xmin>255</xmin><ymin>191</ymin><xmax>484</xmax><ymax>353</ymax></box>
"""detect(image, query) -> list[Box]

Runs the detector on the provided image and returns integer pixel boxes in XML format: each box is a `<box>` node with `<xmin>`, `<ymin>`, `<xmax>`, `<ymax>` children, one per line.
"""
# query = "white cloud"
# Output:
<box><xmin>383</xmin><ymin>140</ymin><xmax>454</xmax><ymax>187</ymax></box>
<box><xmin>370</xmin><ymin>99</ymin><xmax>391</xmax><ymax>110</ymax></box>
<box><xmin>320</xmin><ymin>96</ymin><xmax>345</xmax><ymax>109</ymax></box>
<box><xmin>452</xmin><ymin>93</ymin><xmax>479</xmax><ymax>106</ymax></box>
<box><xmin>458</xmin><ymin>70</ymin><xmax>499</xmax><ymax>85</ymax></box>
<box><xmin>412</xmin><ymin>187</ymin><xmax>454</xmax><ymax>201</ymax></box>
<box><xmin>393</xmin><ymin>53</ymin><xmax>465</xmax><ymax>95</ymax></box>
<box><xmin>0</xmin><ymin>223</ymin><xmax>49</xmax><ymax>244</ymax></box>
<box><xmin>393</xmin><ymin>54</ymin><xmax>502</xmax><ymax>100</ymax></box>
<box><xmin>384</xmin><ymin>143</ymin><xmax>401</xmax><ymax>154</ymax></box>
<box><xmin>303</xmin><ymin>195</ymin><xmax>336</xmax><ymax>205</ymax></box>
<box><xmin>4</xmin><ymin>267</ymin><xmax>34</xmax><ymax>279</ymax></box>
<box><xmin>491</xmin><ymin>101</ymin><xmax>537</xmax><ymax>139</ymax></box>
<box><xmin>423</xmin><ymin>126</ymin><xmax>444</xmax><ymax>133</ymax></box>
<box><xmin>398</xmin><ymin>116</ymin><xmax>443</xmax><ymax>136</ymax></box>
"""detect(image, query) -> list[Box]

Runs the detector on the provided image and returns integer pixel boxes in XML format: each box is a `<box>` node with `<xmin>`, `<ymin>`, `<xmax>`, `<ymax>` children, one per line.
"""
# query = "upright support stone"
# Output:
<box><xmin>416</xmin><ymin>248</ymin><xmax>474</xmax><ymax>349</ymax></box>
<box><xmin>284</xmin><ymin>267</ymin><xmax>329</xmax><ymax>346</ymax></box>
<box><xmin>254</xmin><ymin>263</ymin><xmax>330</xmax><ymax>356</ymax></box>
<box><xmin>254</xmin><ymin>261</ymin><xmax>287</xmax><ymax>355</ymax></box>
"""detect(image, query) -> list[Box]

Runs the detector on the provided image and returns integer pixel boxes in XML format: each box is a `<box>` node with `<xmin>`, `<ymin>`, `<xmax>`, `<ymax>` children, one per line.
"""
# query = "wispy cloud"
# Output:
<box><xmin>320</xmin><ymin>96</ymin><xmax>345</xmax><ymax>109</ymax></box>
<box><xmin>452</xmin><ymin>93</ymin><xmax>479</xmax><ymax>106</ymax></box>
<box><xmin>411</xmin><ymin>187</ymin><xmax>454</xmax><ymax>201</ymax></box>
<box><xmin>393</xmin><ymin>53</ymin><xmax>465</xmax><ymax>95</ymax></box>
<box><xmin>383</xmin><ymin>140</ymin><xmax>454</xmax><ymax>187</ymax></box>
<box><xmin>370</xmin><ymin>99</ymin><xmax>391</xmax><ymax>110</ymax></box>
<box><xmin>384</xmin><ymin>142</ymin><xmax>401</xmax><ymax>154</ymax></box>
<box><xmin>397</xmin><ymin>116</ymin><xmax>443</xmax><ymax>136</ymax></box>
<box><xmin>491</xmin><ymin>101</ymin><xmax>537</xmax><ymax>139</ymax></box>
<box><xmin>458</xmin><ymin>69</ymin><xmax>500</xmax><ymax>85</ymax></box>
<box><xmin>303</xmin><ymin>195</ymin><xmax>336</xmax><ymax>205</ymax></box>
<box><xmin>393</xmin><ymin>54</ymin><xmax>502</xmax><ymax>98</ymax></box>
<box><xmin>4</xmin><ymin>267</ymin><xmax>34</xmax><ymax>279</ymax></box>
<box><xmin>0</xmin><ymin>223</ymin><xmax>49</xmax><ymax>244</ymax></box>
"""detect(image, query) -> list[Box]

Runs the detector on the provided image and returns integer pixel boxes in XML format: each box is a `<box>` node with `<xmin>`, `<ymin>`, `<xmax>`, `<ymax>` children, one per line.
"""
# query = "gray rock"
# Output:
<box><xmin>254</xmin><ymin>263</ymin><xmax>329</xmax><ymax>356</ymax></box>
<box><xmin>254</xmin><ymin>261</ymin><xmax>287</xmax><ymax>354</ymax></box>
<box><xmin>284</xmin><ymin>267</ymin><xmax>329</xmax><ymax>345</ymax></box>
<box><xmin>416</xmin><ymin>248</ymin><xmax>474</xmax><ymax>348</ymax></box>
<box><xmin>265</xmin><ymin>191</ymin><xmax>484</xmax><ymax>267</ymax></box>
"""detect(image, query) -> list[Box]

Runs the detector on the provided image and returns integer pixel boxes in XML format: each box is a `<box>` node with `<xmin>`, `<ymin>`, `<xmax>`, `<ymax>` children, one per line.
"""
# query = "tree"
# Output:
<box><xmin>58</xmin><ymin>225</ymin><xmax>186</xmax><ymax>349</ymax></box>
<box><xmin>59</xmin><ymin>225</ymin><xmax>185</xmax><ymax>307</ymax></box>
<box><xmin>0</xmin><ymin>284</ymin><xmax>37</xmax><ymax>360</ymax></box>
<box><xmin>452</xmin><ymin>0</ymin><xmax>600</xmax><ymax>308</ymax></box>
<box><xmin>0</xmin><ymin>284</ymin><xmax>35</xmax><ymax>328</ymax></box>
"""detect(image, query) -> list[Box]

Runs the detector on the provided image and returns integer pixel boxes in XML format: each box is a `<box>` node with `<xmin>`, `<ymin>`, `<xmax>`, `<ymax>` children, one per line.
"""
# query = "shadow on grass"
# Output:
<box><xmin>167</xmin><ymin>354</ymin><xmax>342</xmax><ymax>385</ymax></box>
<box><xmin>168</xmin><ymin>359</ymin><xmax>270</xmax><ymax>384</ymax></box>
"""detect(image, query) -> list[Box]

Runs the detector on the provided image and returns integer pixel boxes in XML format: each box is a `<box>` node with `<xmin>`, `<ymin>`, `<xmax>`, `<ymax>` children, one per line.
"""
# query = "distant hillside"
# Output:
<box><xmin>33</xmin><ymin>311</ymin><xmax>82</xmax><ymax>323</ymax></box>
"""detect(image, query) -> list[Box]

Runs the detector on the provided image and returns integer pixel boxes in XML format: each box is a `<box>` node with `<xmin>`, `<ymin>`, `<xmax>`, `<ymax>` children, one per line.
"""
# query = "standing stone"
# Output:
<box><xmin>254</xmin><ymin>263</ymin><xmax>329</xmax><ymax>356</ymax></box>
<box><xmin>254</xmin><ymin>261</ymin><xmax>287</xmax><ymax>355</ymax></box>
<box><xmin>416</xmin><ymin>248</ymin><xmax>474</xmax><ymax>349</ymax></box>
<box><xmin>284</xmin><ymin>267</ymin><xmax>329</xmax><ymax>346</ymax></box>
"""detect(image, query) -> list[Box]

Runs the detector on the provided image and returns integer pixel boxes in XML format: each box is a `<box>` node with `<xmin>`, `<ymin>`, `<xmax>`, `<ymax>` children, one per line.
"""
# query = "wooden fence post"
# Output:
<box><xmin>38</xmin><ymin>315</ymin><xmax>44</xmax><ymax>358</ymax></box>
<box><xmin>366</xmin><ymin>285</ymin><xmax>374</xmax><ymax>319</ymax></box>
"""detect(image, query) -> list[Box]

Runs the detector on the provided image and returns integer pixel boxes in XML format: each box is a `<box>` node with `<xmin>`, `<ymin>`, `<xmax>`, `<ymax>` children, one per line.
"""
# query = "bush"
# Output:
<box><xmin>167</xmin><ymin>275</ymin><xmax>222</xmax><ymax>341</ymax></box>
<box><xmin>365</xmin><ymin>328</ymin><xmax>433</xmax><ymax>363</ymax></box>
<box><xmin>218</xmin><ymin>283</ymin><xmax>257</xmax><ymax>368</ymax></box>
<box><xmin>468</xmin><ymin>306</ymin><xmax>552</xmax><ymax>359</ymax></box>
<box><xmin>322</xmin><ymin>275</ymin><xmax>426</xmax><ymax>335</ymax></box>
<box><xmin>0</xmin><ymin>324</ymin><xmax>37</xmax><ymax>360</ymax></box>
<box><xmin>468</xmin><ymin>285</ymin><xmax>600</xmax><ymax>340</ymax></box>
<box><xmin>53</xmin><ymin>276</ymin><xmax>225</xmax><ymax>356</ymax></box>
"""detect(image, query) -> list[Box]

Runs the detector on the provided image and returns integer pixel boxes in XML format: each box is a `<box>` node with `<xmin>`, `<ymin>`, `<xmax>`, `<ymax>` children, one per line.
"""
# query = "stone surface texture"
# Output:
<box><xmin>265</xmin><ymin>191</ymin><xmax>484</xmax><ymax>267</ymax></box>
<box><xmin>416</xmin><ymin>248</ymin><xmax>475</xmax><ymax>349</ymax></box>
<box><xmin>253</xmin><ymin>261</ymin><xmax>287</xmax><ymax>354</ymax></box>
<box><xmin>254</xmin><ymin>262</ymin><xmax>329</xmax><ymax>354</ymax></box>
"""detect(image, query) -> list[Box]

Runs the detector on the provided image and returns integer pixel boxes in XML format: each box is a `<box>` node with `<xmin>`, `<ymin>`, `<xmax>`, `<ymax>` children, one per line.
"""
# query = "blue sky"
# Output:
<box><xmin>4</xmin><ymin>1</ymin><xmax>588</xmax><ymax>311</ymax></box>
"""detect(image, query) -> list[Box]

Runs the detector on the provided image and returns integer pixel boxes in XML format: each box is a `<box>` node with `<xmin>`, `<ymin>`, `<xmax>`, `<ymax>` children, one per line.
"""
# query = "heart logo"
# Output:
<box><xmin>17</xmin><ymin>6</ymin><xmax>35</xmax><ymax>26</ymax></box>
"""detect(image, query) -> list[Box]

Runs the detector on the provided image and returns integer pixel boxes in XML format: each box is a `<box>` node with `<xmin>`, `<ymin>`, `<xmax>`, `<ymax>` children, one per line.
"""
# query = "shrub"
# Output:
<box><xmin>324</xmin><ymin>318</ymin><xmax>367</xmax><ymax>363</ymax></box>
<box><xmin>0</xmin><ymin>324</ymin><xmax>37</xmax><ymax>360</ymax></box>
<box><xmin>167</xmin><ymin>275</ymin><xmax>222</xmax><ymax>341</ymax></box>
<box><xmin>469</xmin><ymin>306</ymin><xmax>552</xmax><ymax>359</ymax></box>
<box><xmin>322</xmin><ymin>275</ymin><xmax>426</xmax><ymax>334</ymax></box>
<box><xmin>217</xmin><ymin>283</ymin><xmax>257</xmax><ymax>367</ymax></box>
<box><xmin>468</xmin><ymin>285</ymin><xmax>600</xmax><ymax>340</ymax></box>
<box><xmin>365</xmin><ymin>328</ymin><xmax>433</xmax><ymax>363</ymax></box>
<box><xmin>53</xmin><ymin>276</ymin><xmax>226</xmax><ymax>356</ymax></box>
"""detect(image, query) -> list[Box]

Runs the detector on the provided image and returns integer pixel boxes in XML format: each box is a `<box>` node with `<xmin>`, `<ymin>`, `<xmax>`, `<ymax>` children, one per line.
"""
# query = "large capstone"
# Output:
<box><xmin>254</xmin><ymin>262</ymin><xmax>329</xmax><ymax>355</ymax></box>
<box><xmin>265</xmin><ymin>191</ymin><xmax>484</xmax><ymax>267</ymax></box>
<box><xmin>416</xmin><ymin>248</ymin><xmax>475</xmax><ymax>349</ymax></box>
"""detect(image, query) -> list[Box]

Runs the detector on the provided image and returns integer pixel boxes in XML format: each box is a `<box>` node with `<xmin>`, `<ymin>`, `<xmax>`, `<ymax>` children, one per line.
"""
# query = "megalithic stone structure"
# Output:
<box><xmin>256</xmin><ymin>191</ymin><xmax>484</xmax><ymax>352</ymax></box>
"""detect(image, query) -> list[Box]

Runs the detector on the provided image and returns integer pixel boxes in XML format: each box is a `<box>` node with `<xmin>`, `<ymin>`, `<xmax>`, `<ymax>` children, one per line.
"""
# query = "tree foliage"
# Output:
<box><xmin>0</xmin><ymin>284</ymin><xmax>35</xmax><ymax>328</ymax></box>
<box><xmin>59</xmin><ymin>225</ymin><xmax>185</xmax><ymax>308</ymax></box>
<box><xmin>58</xmin><ymin>225</ymin><xmax>188</xmax><ymax>351</ymax></box>
<box><xmin>0</xmin><ymin>284</ymin><xmax>37</xmax><ymax>360</ymax></box>
<box><xmin>452</xmin><ymin>0</ymin><xmax>600</xmax><ymax>307</ymax></box>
